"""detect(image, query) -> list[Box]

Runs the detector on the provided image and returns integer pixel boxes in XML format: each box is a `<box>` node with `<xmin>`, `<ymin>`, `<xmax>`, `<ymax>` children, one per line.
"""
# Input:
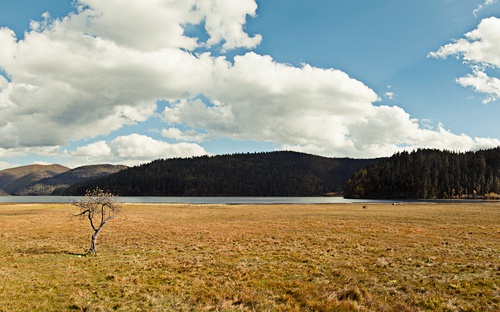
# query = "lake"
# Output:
<box><xmin>0</xmin><ymin>196</ymin><xmax>391</xmax><ymax>204</ymax></box>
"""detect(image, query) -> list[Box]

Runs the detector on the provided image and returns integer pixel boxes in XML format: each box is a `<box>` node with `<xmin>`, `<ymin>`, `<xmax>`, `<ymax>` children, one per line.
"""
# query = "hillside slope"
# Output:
<box><xmin>17</xmin><ymin>164</ymin><xmax>128</xmax><ymax>195</ymax></box>
<box><xmin>65</xmin><ymin>151</ymin><xmax>380</xmax><ymax>196</ymax></box>
<box><xmin>0</xmin><ymin>164</ymin><xmax>70</xmax><ymax>195</ymax></box>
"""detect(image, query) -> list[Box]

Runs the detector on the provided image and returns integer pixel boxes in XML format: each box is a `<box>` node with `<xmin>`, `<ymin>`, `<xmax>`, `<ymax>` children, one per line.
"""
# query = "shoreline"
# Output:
<box><xmin>1</xmin><ymin>195</ymin><xmax>499</xmax><ymax>205</ymax></box>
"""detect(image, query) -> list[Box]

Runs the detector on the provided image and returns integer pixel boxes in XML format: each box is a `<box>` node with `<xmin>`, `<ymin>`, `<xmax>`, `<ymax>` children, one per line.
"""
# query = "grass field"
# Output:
<box><xmin>0</xmin><ymin>202</ymin><xmax>499</xmax><ymax>311</ymax></box>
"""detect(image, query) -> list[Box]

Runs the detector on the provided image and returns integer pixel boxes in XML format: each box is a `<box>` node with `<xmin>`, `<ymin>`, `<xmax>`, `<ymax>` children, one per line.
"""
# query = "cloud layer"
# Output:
<box><xmin>0</xmin><ymin>0</ymin><xmax>499</xmax><ymax>167</ymax></box>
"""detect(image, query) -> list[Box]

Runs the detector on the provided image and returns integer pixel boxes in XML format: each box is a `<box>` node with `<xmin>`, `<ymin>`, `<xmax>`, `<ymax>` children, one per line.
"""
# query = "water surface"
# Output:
<box><xmin>0</xmin><ymin>196</ymin><xmax>390</xmax><ymax>204</ymax></box>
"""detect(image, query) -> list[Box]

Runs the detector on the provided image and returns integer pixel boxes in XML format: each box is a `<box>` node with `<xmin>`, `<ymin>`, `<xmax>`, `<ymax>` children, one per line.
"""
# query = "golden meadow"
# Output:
<box><xmin>0</xmin><ymin>202</ymin><xmax>498</xmax><ymax>311</ymax></box>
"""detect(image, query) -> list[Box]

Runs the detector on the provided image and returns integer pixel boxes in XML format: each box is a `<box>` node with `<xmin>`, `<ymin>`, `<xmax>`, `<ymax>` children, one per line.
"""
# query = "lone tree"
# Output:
<box><xmin>72</xmin><ymin>188</ymin><xmax>121</xmax><ymax>255</ymax></box>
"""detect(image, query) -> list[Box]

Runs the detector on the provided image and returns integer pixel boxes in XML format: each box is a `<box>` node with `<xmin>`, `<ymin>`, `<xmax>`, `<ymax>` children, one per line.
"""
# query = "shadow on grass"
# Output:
<box><xmin>18</xmin><ymin>246</ymin><xmax>87</xmax><ymax>257</ymax></box>
<box><xmin>65</xmin><ymin>251</ymin><xmax>88</xmax><ymax>257</ymax></box>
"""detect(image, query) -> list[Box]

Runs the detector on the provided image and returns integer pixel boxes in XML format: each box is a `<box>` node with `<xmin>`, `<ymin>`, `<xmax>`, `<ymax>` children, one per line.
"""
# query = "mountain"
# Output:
<box><xmin>345</xmin><ymin>147</ymin><xmax>500</xmax><ymax>199</ymax></box>
<box><xmin>64</xmin><ymin>151</ymin><xmax>380</xmax><ymax>196</ymax></box>
<box><xmin>16</xmin><ymin>164</ymin><xmax>128</xmax><ymax>195</ymax></box>
<box><xmin>0</xmin><ymin>188</ymin><xmax>10</xmax><ymax>196</ymax></box>
<box><xmin>0</xmin><ymin>164</ymin><xmax>70</xmax><ymax>195</ymax></box>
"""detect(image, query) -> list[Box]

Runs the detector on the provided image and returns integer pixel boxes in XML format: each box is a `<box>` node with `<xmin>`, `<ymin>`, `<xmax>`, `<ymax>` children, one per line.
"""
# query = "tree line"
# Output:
<box><xmin>65</xmin><ymin>151</ymin><xmax>377</xmax><ymax>196</ymax></box>
<box><xmin>344</xmin><ymin>147</ymin><xmax>500</xmax><ymax>199</ymax></box>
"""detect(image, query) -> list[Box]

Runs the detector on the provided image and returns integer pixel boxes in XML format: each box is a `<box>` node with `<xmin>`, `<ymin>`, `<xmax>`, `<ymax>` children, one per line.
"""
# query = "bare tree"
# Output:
<box><xmin>72</xmin><ymin>188</ymin><xmax>121</xmax><ymax>255</ymax></box>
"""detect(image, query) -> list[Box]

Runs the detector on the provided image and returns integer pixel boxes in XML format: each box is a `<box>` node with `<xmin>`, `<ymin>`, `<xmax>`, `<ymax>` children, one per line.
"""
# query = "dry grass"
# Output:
<box><xmin>0</xmin><ymin>202</ymin><xmax>499</xmax><ymax>311</ymax></box>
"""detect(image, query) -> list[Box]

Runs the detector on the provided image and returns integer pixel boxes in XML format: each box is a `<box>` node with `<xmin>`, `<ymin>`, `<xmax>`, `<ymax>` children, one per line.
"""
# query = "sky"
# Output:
<box><xmin>0</xmin><ymin>0</ymin><xmax>500</xmax><ymax>170</ymax></box>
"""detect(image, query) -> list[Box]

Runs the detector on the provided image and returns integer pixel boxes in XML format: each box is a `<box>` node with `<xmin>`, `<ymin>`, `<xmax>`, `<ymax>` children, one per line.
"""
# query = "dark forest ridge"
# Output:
<box><xmin>64</xmin><ymin>151</ymin><xmax>379</xmax><ymax>196</ymax></box>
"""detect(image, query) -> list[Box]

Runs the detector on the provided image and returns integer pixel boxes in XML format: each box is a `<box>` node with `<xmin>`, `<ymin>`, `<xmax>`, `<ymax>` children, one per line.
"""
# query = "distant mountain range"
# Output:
<box><xmin>0</xmin><ymin>164</ymin><xmax>127</xmax><ymax>196</ymax></box>
<box><xmin>0</xmin><ymin>164</ymin><xmax>69</xmax><ymax>195</ymax></box>
<box><xmin>4</xmin><ymin>148</ymin><xmax>498</xmax><ymax>199</ymax></box>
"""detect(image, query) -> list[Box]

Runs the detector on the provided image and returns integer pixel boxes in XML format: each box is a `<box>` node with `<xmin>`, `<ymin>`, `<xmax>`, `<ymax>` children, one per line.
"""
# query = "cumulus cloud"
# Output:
<box><xmin>457</xmin><ymin>68</ymin><xmax>500</xmax><ymax>104</ymax></box>
<box><xmin>195</xmin><ymin>0</ymin><xmax>262</xmax><ymax>51</ymax></box>
<box><xmin>65</xmin><ymin>0</ymin><xmax>199</xmax><ymax>51</ymax></box>
<box><xmin>162</xmin><ymin>127</ymin><xmax>207</xmax><ymax>142</ymax></box>
<box><xmin>430</xmin><ymin>17</ymin><xmax>500</xmax><ymax>103</ymax></box>
<box><xmin>164</xmin><ymin>53</ymin><xmax>500</xmax><ymax>158</ymax></box>
<box><xmin>164</xmin><ymin>53</ymin><xmax>379</xmax><ymax>154</ymax></box>
<box><xmin>430</xmin><ymin>17</ymin><xmax>500</xmax><ymax>67</ymax></box>
<box><xmin>0</xmin><ymin>0</ymin><xmax>262</xmax><ymax>152</ymax></box>
<box><xmin>56</xmin><ymin>0</ymin><xmax>261</xmax><ymax>52</ymax></box>
<box><xmin>71</xmin><ymin>141</ymin><xmax>112</xmax><ymax>159</ymax></box>
<box><xmin>69</xmin><ymin>134</ymin><xmax>207</xmax><ymax>166</ymax></box>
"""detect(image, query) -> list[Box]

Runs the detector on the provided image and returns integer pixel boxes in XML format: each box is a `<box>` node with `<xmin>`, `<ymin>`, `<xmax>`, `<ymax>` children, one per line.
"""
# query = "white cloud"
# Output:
<box><xmin>63</xmin><ymin>0</ymin><xmax>261</xmax><ymax>52</ymax></box>
<box><xmin>110</xmin><ymin>134</ymin><xmax>205</xmax><ymax>159</ymax></box>
<box><xmin>0</xmin><ymin>75</ymin><xmax>8</xmax><ymax>90</ymax></box>
<box><xmin>164</xmin><ymin>52</ymin><xmax>380</xmax><ymax>154</ymax></box>
<box><xmin>0</xmin><ymin>23</ymin><xmax>212</xmax><ymax>148</ymax></box>
<box><xmin>69</xmin><ymin>134</ymin><xmax>207</xmax><ymax>166</ymax></box>
<box><xmin>164</xmin><ymin>53</ymin><xmax>500</xmax><ymax>158</ymax></box>
<box><xmin>0</xmin><ymin>27</ymin><xmax>16</xmax><ymax>64</ymax></box>
<box><xmin>72</xmin><ymin>141</ymin><xmax>112</xmax><ymax>159</ymax></box>
<box><xmin>195</xmin><ymin>0</ymin><xmax>262</xmax><ymax>51</ymax></box>
<box><xmin>66</xmin><ymin>0</ymin><xmax>199</xmax><ymax>51</ymax></box>
<box><xmin>456</xmin><ymin>67</ymin><xmax>500</xmax><ymax>103</ymax></box>
<box><xmin>385</xmin><ymin>92</ymin><xmax>395</xmax><ymax>100</ymax></box>
<box><xmin>0</xmin><ymin>0</ymin><xmax>260</xmax><ymax>151</ymax></box>
<box><xmin>162</xmin><ymin>127</ymin><xmax>206</xmax><ymax>142</ymax></box>
<box><xmin>430</xmin><ymin>17</ymin><xmax>500</xmax><ymax>67</ymax></box>
<box><xmin>430</xmin><ymin>17</ymin><xmax>500</xmax><ymax>103</ymax></box>
<box><xmin>473</xmin><ymin>0</ymin><xmax>498</xmax><ymax>16</ymax></box>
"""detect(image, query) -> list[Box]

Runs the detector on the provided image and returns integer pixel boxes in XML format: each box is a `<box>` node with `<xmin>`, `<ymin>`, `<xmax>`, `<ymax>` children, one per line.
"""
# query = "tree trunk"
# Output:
<box><xmin>88</xmin><ymin>226</ymin><xmax>103</xmax><ymax>254</ymax></box>
<box><xmin>88</xmin><ymin>232</ymin><xmax>98</xmax><ymax>254</ymax></box>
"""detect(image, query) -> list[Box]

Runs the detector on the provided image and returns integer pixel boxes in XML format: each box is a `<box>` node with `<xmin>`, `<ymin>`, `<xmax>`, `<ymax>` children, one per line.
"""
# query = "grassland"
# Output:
<box><xmin>0</xmin><ymin>202</ymin><xmax>499</xmax><ymax>311</ymax></box>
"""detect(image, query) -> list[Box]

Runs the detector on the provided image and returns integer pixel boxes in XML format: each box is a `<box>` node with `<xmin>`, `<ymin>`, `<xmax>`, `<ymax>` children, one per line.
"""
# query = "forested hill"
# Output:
<box><xmin>65</xmin><ymin>151</ymin><xmax>379</xmax><ymax>196</ymax></box>
<box><xmin>345</xmin><ymin>148</ymin><xmax>500</xmax><ymax>199</ymax></box>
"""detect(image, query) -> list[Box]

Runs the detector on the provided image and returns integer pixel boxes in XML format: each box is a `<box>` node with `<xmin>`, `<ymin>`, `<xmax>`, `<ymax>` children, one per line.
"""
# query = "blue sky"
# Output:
<box><xmin>0</xmin><ymin>0</ymin><xmax>500</xmax><ymax>169</ymax></box>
